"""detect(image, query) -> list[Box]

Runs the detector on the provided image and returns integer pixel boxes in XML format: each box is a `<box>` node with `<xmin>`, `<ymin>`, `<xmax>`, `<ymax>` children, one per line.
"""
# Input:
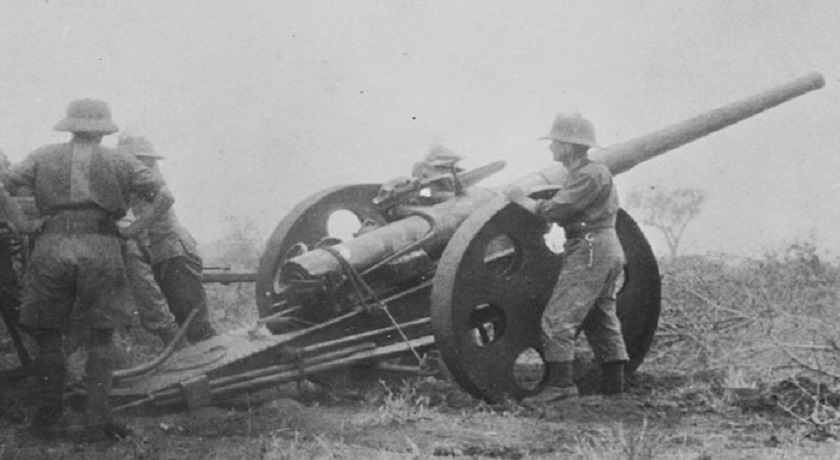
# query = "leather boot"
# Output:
<box><xmin>84</xmin><ymin>329</ymin><xmax>131</xmax><ymax>442</ymax></box>
<box><xmin>30</xmin><ymin>328</ymin><xmax>66</xmax><ymax>437</ymax></box>
<box><xmin>599</xmin><ymin>360</ymin><xmax>626</xmax><ymax>395</ymax></box>
<box><xmin>521</xmin><ymin>361</ymin><xmax>578</xmax><ymax>406</ymax></box>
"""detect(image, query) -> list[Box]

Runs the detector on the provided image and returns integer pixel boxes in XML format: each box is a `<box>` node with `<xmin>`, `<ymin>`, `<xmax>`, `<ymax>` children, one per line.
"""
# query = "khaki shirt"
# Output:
<box><xmin>536</xmin><ymin>159</ymin><xmax>618</xmax><ymax>229</ymax></box>
<box><xmin>130</xmin><ymin>165</ymin><xmax>199</xmax><ymax>264</ymax></box>
<box><xmin>2</xmin><ymin>140</ymin><xmax>160</xmax><ymax>217</ymax></box>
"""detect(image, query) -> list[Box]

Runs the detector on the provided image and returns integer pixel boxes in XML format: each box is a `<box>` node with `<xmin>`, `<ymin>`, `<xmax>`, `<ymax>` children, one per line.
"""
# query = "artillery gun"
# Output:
<box><xmin>111</xmin><ymin>72</ymin><xmax>824</xmax><ymax>410</ymax></box>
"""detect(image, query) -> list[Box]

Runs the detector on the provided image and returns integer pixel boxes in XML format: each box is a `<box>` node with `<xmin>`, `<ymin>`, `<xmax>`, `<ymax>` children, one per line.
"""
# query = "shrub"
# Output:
<box><xmin>649</xmin><ymin>240</ymin><xmax>840</xmax><ymax>386</ymax></box>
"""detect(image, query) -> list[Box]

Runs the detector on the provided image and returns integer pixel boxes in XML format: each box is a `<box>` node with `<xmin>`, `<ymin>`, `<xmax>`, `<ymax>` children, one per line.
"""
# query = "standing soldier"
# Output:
<box><xmin>504</xmin><ymin>113</ymin><xmax>628</xmax><ymax>404</ymax></box>
<box><xmin>117</xmin><ymin>136</ymin><xmax>217</xmax><ymax>343</ymax></box>
<box><xmin>0</xmin><ymin>149</ymin><xmax>31</xmax><ymax>368</ymax></box>
<box><xmin>0</xmin><ymin>98</ymin><xmax>172</xmax><ymax>440</ymax></box>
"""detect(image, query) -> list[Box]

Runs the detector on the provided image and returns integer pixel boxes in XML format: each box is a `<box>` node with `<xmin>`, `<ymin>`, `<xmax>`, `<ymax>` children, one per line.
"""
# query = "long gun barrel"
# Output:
<box><xmin>512</xmin><ymin>72</ymin><xmax>826</xmax><ymax>188</ymax></box>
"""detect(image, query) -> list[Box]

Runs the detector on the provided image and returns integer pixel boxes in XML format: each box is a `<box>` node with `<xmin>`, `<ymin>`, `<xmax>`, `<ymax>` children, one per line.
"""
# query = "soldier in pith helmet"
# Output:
<box><xmin>0</xmin><ymin>98</ymin><xmax>173</xmax><ymax>441</ymax></box>
<box><xmin>504</xmin><ymin>112</ymin><xmax>628</xmax><ymax>404</ymax></box>
<box><xmin>118</xmin><ymin>135</ymin><xmax>217</xmax><ymax>343</ymax></box>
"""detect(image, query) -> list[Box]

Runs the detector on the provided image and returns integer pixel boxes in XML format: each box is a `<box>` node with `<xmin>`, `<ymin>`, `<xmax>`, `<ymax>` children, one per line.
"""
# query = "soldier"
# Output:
<box><xmin>411</xmin><ymin>145</ymin><xmax>465</xmax><ymax>182</ymax></box>
<box><xmin>0</xmin><ymin>98</ymin><xmax>172</xmax><ymax>440</ymax></box>
<box><xmin>504</xmin><ymin>113</ymin><xmax>628</xmax><ymax>403</ymax></box>
<box><xmin>0</xmin><ymin>149</ymin><xmax>31</xmax><ymax>368</ymax></box>
<box><xmin>408</xmin><ymin>145</ymin><xmax>466</xmax><ymax>203</ymax></box>
<box><xmin>117</xmin><ymin>136</ymin><xmax>217</xmax><ymax>343</ymax></box>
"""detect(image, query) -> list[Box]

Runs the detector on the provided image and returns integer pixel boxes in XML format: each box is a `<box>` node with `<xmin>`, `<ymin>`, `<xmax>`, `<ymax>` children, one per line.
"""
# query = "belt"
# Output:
<box><xmin>41</xmin><ymin>217</ymin><xmax>120</xmax><ymax>236</ymax></box>
<box><xmin>563</xmin><ymin>222</ymin><xmax>613</xmax><ymax>240</ymax></box>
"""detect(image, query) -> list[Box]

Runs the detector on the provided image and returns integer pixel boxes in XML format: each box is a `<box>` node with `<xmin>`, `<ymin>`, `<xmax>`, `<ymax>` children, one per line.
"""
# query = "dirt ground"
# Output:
<box><xmin>2</xmin><ymin>368</ymin><xmax>840</xmax><ymax>460</ymax></box>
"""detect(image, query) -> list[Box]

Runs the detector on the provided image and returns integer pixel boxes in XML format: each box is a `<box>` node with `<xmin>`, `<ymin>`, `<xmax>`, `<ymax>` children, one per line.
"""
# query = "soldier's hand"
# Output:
<box><xmin>503</xmin><ymin>185</ymin><xmax>527</xmax><ymax>203</ymax></box>
<box><xmin>503</xmin><ymin>185</ymin><xmax>540</xmax><ymax>214</ymax></box>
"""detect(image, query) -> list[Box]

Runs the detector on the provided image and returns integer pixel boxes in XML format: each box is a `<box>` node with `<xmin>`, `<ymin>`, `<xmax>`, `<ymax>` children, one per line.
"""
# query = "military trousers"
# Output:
<box><xmin>125</xmin><ymin>239</ymin><xmax>177</xmax><ymax>332</ymax></box>
<box><xmin>152</xmin><ymin>252</ymin><xmax>216</xmax><ymax>343</ymax></box>
<box><xmin>21</xmin><ymin>233</ymin><xmax>133</xmax><ymax>330</ymax></box>
<box><xmin>542</xmin><ymin>229</ymin><xmax>629</xmax><ymax>364</ymax></box>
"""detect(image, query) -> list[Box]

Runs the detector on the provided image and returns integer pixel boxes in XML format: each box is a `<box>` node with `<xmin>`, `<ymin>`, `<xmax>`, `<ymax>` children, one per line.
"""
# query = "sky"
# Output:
<box><xmin>0</xmin><ymin>0</ymin><xmax>838</xmax><ymax>259</ymax></box>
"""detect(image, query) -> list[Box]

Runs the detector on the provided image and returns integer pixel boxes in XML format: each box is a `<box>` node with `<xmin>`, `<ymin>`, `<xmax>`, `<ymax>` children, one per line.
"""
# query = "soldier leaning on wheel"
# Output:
<box><xmin>0</xmin><ymin>98</ymin><xmax>173</xmax><ymax>441</ymax></box>
<box><xmin>504</xmin><ymin>112</ymin><xmax>628</xmax><ymax>404</ymax></box>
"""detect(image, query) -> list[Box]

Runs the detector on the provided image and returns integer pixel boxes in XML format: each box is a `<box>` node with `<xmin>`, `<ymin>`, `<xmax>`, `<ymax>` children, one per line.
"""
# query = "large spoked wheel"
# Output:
<box><xmin>430</xmin><ymin>197</ymin><xmax>660</xmax><ymax>402</ymax></box>
<box><xmin>255</xmin><ymin>184</ymin><xmax>387</xmax><ymax>321</ymax></box>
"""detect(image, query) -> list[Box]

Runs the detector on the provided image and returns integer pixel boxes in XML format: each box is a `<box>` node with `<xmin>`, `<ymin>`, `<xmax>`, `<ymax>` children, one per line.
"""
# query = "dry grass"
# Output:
<box><xmin>564</xmin><ymin>419</ymin><xmax>669</xmax><ymax>460</ymax></box>
<box><xmin>649</xmin><ymin>242</ymin><xmax>840</xmax><ymax>384</ymax></box>
<box><xmin>357</xmin><ymin>380</ymin><xmax>431</xmax><ymax>427</ymax></box>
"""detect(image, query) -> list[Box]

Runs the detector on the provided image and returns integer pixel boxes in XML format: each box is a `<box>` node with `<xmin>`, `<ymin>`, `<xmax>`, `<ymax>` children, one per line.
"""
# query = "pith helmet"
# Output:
<box><xmin>117</xmin><ymin>135</ymin><xmax>163</xmax><ymax>159</ymax></box>
<box><xmin>54</xmin><ymin>98</ymin><xmax>119</xmax><ymax>135</ymax></box>
<box><xmin>424</xmin><ymin>145</ymin><xmax>464</xmax><ymax>166</ymax></box>
<box><xmin>540</xmin><ymin>112</ymin><xmax>600</xmax><ymax>148</ymax></box>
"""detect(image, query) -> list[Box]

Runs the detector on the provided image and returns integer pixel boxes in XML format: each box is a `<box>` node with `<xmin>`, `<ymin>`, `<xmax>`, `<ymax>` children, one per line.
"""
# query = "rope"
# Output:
<box><xmin>320</xmin><ymin>246</ymin><xmax>424</xmax><ymax>366</ymax></box>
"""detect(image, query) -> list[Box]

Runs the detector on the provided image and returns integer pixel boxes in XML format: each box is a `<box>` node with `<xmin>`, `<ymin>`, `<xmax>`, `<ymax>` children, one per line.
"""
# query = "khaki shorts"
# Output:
<box><xmin>542</xmin><ymin>229</ymin><xmax>629</xmax><ymax>363</ymax></box>
<box><xmin>21</xmin><ymin>233</ymin><xmax>133</xmax><ymax>330</ymax></box>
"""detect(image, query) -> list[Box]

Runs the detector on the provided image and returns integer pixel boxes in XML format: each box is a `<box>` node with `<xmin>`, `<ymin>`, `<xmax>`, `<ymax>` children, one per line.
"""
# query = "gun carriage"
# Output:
<box><xmin>6</xmin><ymin>73</ymin><xmax>826</xmax><ymax>410</ymax></box>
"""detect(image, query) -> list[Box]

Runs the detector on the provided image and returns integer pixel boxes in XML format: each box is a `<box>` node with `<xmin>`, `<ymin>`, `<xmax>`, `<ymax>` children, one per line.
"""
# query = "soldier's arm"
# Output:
<box><xmin>535</xmin><ymin>172</ymin><xmax>599</xmax><ymax>224</ymax></box>
<box><xmin>0</xmin><ymin>182</ymin><xmax>43</xmax><ymax>233</ymax></box>
<box><xmin>120</xmin><ymin>186</ymin><xmax>174</xmax><ymax>239</ymax></box>
<box><xmin>119</xmin><ymin>154</ymin><xmax>174</xmax><ymax>239</ymax></box>
<box><xmin>503</xmin><ymin>174</ymin><xmax>598</xmax><ymax>222</ymax></box>
<box><xmin>503</xmin><ymin>185</ymin><xmax>540</xmax><ymax>214</ymax></box>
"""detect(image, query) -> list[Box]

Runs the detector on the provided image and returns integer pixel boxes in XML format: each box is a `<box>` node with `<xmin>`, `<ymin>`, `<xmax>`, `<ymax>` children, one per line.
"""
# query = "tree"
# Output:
<box><xmin>626</xmin><ymin>185</ymin><xmax>706</xmax><ymax>259</ymax></box>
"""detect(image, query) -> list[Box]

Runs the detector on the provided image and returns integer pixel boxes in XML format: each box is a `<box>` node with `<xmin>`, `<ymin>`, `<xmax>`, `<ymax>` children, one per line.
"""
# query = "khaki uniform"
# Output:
<box><xmin>535</xmin><ymin>159</ymin><xmax>628</xmax><ymax>363</ymax></box>
<box><xmin>0</xmin><ymin>147</ymin><xmax>27</xmax><ymax>363</ymax></box>
<box><xmin>2</xmin><ymin>135</ymin><xmax>161</xmax><ymax>437</ymax></box>
<box><xmin>5</xmin><ymin>141</ymin><xmax>161</xmax><ymax>330</ymax></box>
<box><xmin>132</xmin><ymin>165</ymin><xmax>215</xmax><ymax>342</ymax></box>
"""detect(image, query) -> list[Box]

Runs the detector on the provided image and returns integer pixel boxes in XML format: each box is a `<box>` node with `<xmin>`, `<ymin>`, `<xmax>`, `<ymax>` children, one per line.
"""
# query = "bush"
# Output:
<box><xmin>648</xmin><ymin>241</ymin><xmax>840</xmax><ymax>387</ymax></box>
<box><xmin>205</xmin><ymin>282</ymin><xmax>259</xmax><ymax>332</ymax></box>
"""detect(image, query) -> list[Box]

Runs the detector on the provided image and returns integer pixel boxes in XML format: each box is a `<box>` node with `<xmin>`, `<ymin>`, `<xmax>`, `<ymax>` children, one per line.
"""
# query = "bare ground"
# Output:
<box><xmin>2</xmin><ymin>369</ymin><xmax>840</xmax><ymax>460</ymax></box>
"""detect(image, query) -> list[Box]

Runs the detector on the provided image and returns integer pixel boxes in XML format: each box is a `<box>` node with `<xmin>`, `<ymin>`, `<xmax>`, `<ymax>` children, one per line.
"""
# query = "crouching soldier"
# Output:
<box><xmin>117</xmin><ymin>136</ymin><xmax>217</xmax><ymax>344</ymax></box>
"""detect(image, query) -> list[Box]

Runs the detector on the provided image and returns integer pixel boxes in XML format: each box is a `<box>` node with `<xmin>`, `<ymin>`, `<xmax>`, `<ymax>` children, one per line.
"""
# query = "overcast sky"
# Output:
<box><xmin>0</xmin><ymin>0</ymin><xmax>837</xmax><ymax>259</ymax></box>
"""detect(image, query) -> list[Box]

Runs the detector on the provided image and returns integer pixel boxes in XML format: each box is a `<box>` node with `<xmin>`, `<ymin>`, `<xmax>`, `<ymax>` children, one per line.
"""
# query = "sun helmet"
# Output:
<box><xmin>540</xmin><ymin>112</ymin><xmax>599</xmax><ymax>148</ymax></box>
<box><xmin>117</xmin><ymin>135</ymin><xmax>163</xmax><ymax>159</ymax></box>
<box><xmin>54</xmin><ymin>98</ymin><xmax>119</xmax><ymax>135</ymax></box>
